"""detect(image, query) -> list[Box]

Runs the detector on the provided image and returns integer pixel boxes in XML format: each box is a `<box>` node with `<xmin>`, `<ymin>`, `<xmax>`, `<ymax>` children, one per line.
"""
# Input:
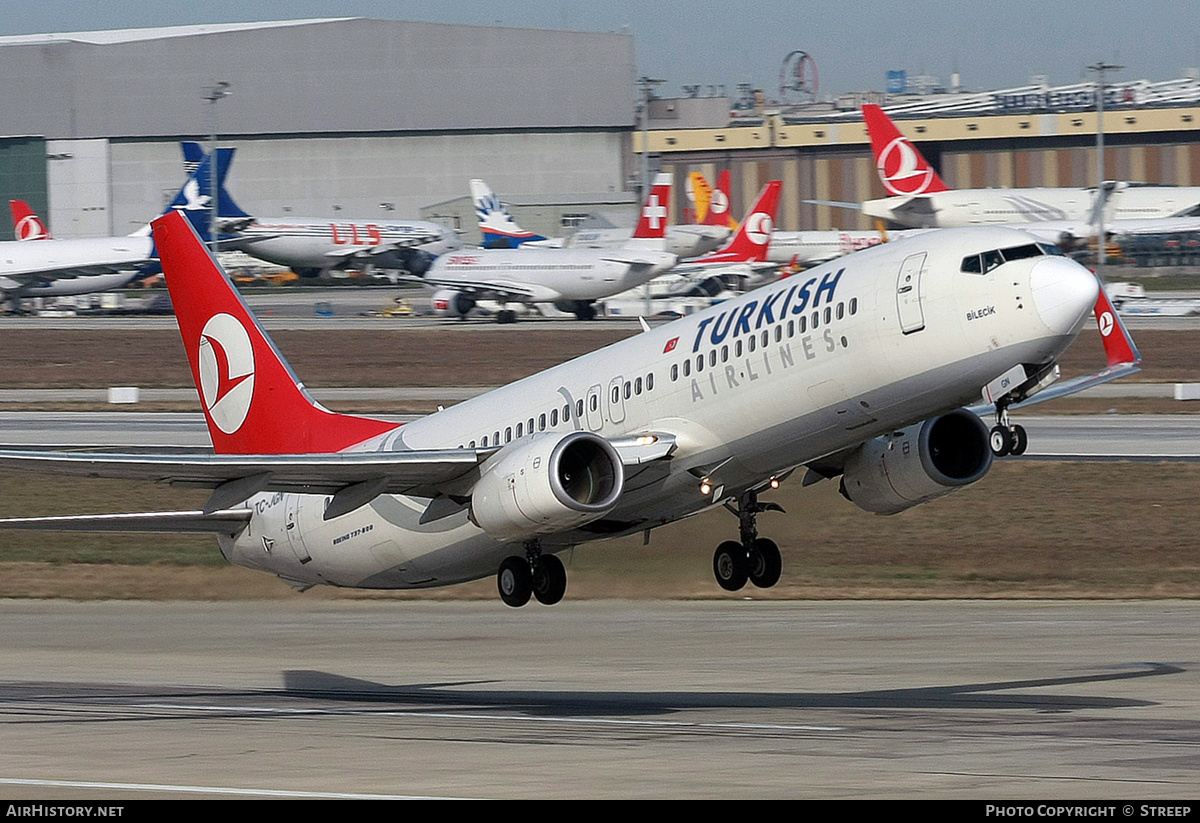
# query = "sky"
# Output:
<box><xmin>3</xmin><ymin>1</ymin><xmax>1199</xmax><ymax>100</ymax></box>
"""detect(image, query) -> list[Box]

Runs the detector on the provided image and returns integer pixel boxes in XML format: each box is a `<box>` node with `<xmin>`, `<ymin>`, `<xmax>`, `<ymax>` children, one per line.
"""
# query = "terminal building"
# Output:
<box><xmin>2</xmin><ymin>17</ymin><xmax>1200</xmax><ymax>250</ymax></box>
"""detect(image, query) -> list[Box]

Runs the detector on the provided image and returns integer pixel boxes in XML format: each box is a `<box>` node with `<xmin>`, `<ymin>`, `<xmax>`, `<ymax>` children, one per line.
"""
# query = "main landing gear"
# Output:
<box><xmin>712</xmin><ymin>489</ymin><xmax>784</xmax><ymax>592</ymax></box>
<box><xmin>497</xmin><ymin>539</ymin><xmax>567</xmax><ymax>607</ymax></box>
<box><xmin>988</xmin><ymin>401</ymin><xmax>1028</xmax><ymax>458</ymax></box>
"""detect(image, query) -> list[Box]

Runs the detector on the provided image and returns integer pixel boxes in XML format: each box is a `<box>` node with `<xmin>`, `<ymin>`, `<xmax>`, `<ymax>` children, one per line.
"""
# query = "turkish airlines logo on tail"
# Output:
<box><xmin>15</xmin><ymin>214</ymin><xmax>48</xmax><ymax>240</ymax></box>
<box><xmin>709</xmin><ymin>189</ymin><xmax>730</xmax><ymax>216</ymax></box>
<box><xmin>744</xmin><ymin>213</ymin><xmax>774</xmax><ymax>246</ymax></box>
<box><xmin>1098</xmin><ymin>311</ymin><xmax>1115</xmax><ymax>337</ymax></box>
<box><xmin>878</xmin><ymin>136</ymin><xmax>937</xmax><ymax>196</ymax></box>
<box><xmin>198</xmin><ymin>313</ymin><xmax>255</xmax><ymax>434</ymax></box>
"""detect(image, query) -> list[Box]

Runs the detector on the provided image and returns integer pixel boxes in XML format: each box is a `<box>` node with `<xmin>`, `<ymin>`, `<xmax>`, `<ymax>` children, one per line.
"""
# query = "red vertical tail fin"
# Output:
<box><xmin>631</xmin><ymin>173</ymin><xmax>672</xmax><ymax>239</ymax></box>
<box><xmin>861</xmin><ymin>105</ymin><xmax>951</xmax><ymax>196</ymax></box>
<box><xmin>9</xmin><ymin>200</ymin><xmax>51</xmax><ymax>240</ymax></box>
<box><xmin>707</xmin><ymin>169</ymin><xmax>737</xmax><ymax>229</ymax></box>
<box><xmin>150</xmin><ymin>211</ymin><xmax>399</xmax><ymax>455</ymax></box>
<box><xmin>693</xmin><ymin>180</ymin><xmax>781</xmax><ymax>264</ymax></box>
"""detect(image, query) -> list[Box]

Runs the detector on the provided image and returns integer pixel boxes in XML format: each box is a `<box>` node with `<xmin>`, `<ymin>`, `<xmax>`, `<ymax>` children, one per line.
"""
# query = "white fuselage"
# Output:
<box><xmin>225</xmin><ymin>219</ymin><xmax>460</xmax><ymax>271</ymax></box>
<box><xmin>863</xmin><ymin>186</ymin><xmax>1200</xmax><ymax>229</ymax></box>
<box><xmin>565</xmin><ymin>226</ymin><xmax>730</xmax><ymax>258</ymax></box>
<box><xmin>0</xmin><ymin>236</ymin><xmax>153</xmax><ymax>297</ymax></box>
<box><xmin>767</xmin><ymin>230</ymin><xmax>931</xmax><ymax>266</ymax></box>
<box><xmin>219</xmin><ymin>227</ymin><xmax>1096</xmax><ymax>591</ymax></box>
<box><xmin>426</xmin><ymin>248</ymin><xmax>679</xmax><ymax>304</ymax></box>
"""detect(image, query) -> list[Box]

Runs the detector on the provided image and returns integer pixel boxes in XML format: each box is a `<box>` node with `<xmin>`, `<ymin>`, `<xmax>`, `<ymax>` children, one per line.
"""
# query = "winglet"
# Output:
<box><xmin>862</xmin><ymin>105</ymin><xmax>951</xmax><ymax>196</ymax></box>
<box><xmin>150</xmin><ymin>210</ymin><xmax>400</xmax><ymax>455</ymax></box>
<box><xmin>1093</xmin><ymin>283</ymin><xmax>1141</xmax><ymax>368</ymax></box>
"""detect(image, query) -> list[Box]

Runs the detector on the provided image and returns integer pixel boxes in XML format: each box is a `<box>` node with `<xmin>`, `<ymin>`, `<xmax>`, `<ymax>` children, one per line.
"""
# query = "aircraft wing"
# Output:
<box><xmin>0</xmin><ymin>434</ymin><xmax>675</xmax><ymax>525</ymax></box>
<box><xmin>404</xmin><ymin>275</ymin><xmax>563</xmax><ymax>303</ymax></box>
<box><xmin>600</xmin><ymin>252</ymin><xmax>678</xmax><ymax>267</ymax></box>
<box><xmin>1</xmin><ymin>257</ymin><xmax>150</xmax><ymax>283</ymax></box>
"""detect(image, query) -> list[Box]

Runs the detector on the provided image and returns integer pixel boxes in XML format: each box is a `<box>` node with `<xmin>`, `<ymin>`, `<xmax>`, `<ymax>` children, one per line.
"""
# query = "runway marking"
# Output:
<box><xmin>0</xmin><ymin>777</ymin><xmax>453</xmax><ymax>800</ymax></box>
<box><xmin>128</xmin><ymin>702</ymin><xmax>845</xmax><ymax>733</ymax></box>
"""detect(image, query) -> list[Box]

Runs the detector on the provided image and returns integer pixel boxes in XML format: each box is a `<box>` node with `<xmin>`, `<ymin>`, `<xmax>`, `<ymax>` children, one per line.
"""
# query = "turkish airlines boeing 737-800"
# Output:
<box><xmin>0</xmin><ymin>210</ymin><xmax>1138</xmax><ymax>606</ymax></box>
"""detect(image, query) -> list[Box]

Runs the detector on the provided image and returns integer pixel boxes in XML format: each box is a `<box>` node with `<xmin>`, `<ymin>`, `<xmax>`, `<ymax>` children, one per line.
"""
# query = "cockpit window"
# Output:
<box><xmin>999</xmin><ymin>243</ymin><xmax>1043</xmax><ymax>262</ymax></box>
<box><xmin>962</xmin><ymin>242</ymin><xmax>1049</xmax><ymax>274</ymax></box>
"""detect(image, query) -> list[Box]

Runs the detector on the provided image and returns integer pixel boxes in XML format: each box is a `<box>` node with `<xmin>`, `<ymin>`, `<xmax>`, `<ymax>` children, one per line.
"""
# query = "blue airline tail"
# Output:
<box><xmin>180</xmin><ymin>142</ymin><xmax>251</xmax><ymax>219</ymax></box>
<box><xmin>470</xmin><ymin>179</ymin><xmax>547</xmax><ymax>248</ymax></box>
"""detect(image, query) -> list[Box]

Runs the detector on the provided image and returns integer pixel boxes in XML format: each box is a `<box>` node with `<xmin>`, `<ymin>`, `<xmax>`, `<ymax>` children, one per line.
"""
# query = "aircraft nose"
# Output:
<box><xmin>1029</xmin><ymin>256</ymin><xmax>1098</xmax><ymax>336</ymax></box>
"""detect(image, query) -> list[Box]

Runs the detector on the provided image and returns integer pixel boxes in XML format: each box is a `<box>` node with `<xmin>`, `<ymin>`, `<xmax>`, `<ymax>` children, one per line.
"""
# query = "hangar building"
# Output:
<box><xmin>0</xmin><ymin>18</ymin><xmax>637</xmax><ymax>242</ymax></box>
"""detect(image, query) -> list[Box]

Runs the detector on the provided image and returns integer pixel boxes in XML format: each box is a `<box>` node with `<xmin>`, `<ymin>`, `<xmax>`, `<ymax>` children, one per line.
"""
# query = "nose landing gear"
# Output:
<box><xmin>989</xmin><ymin>401</ymin><xmax>1028</xmax><ymax>457</ymax></box>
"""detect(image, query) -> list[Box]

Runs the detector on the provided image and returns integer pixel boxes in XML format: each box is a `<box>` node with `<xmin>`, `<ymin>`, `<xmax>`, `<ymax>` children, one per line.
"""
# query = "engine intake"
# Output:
<box><xmin>470</xmin><ymin>431</ymin><xmax>624</xmax><ymax>541</ymax></box>
<box><xmin>839</xmin><ymin>409</ymin><xmax>993</xmax><ymax>515</ymax></box>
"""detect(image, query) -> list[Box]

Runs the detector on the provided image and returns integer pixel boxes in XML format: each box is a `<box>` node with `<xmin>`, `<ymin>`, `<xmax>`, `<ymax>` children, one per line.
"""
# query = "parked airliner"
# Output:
<box><xmin>0</xmin><ymin>152</ymin><xmax>220</xmax><ymax>312</ymax></box>
<box><xmin>425</xmin><ymin>174</ymin><xmax>679</xmax><ymax>321</ymax></box>
<box><xmin>0</xmin><ymin>210</ymin><xmax>1139</xmax><ymax>606</ymax></box>
<box><xmin>182</xmin><ymin>142</ymin><xmax>460</xmax><ymax>278</ymax></box>
<box><xmin>859</xmin><ymin>104</ymin><xmax>1200</xmax><ymax>229</ymax></box>
<box><xmin>472</xmin><ymin>178</ymin><xmax>728</xmax><ymax>257</ymax></box>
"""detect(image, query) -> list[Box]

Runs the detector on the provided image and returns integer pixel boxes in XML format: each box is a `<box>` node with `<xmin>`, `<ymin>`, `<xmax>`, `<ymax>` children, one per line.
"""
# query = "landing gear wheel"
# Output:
<box><xmin>495</xmin><ymin>309</ymin><xmax>518</xmax><ymax>324</ymax></box>
<box><xmin>573</xmin><ymin>302</ymin><xmax>596</xmax><ymax>321</ymax></box>
<box><xmin>747</xmin><ymin>538</ymin><xmax>782</xmax><ymax>589</ymax></box>
<box><xmin>1009</xmin><ymin>424</ymin><xmax>1028</xmax><ymax>456</ymax></box>
<box><xmin>532</xmin><ymin>554</ymin><xmax>567</xmax><ymax>606</ymax></box>
<box><xmin>713</xmin><ymin>541</ymin><xmax>749</xmax><ymax>591</ymax></box>
<box><xmin>497</xmin><ymin>556</ymin><xmax>533</xmax><ymax>607</ymax></box>
<box><xmin>989</xmin><ymin>425</ymin><xmax>1012</xmax><ymax>457</ymax></box>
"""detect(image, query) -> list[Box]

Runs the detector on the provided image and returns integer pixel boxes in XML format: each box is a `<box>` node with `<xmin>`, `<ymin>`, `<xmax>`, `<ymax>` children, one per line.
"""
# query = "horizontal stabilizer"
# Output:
<box><xmin>0</xmin><ymin>509</ymin><xmax>251</xmax><ymax>535</ymax></box>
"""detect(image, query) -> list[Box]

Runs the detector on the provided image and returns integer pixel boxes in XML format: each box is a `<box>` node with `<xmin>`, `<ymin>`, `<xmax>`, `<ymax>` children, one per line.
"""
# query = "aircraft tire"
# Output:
<box><xmin>747</xmin><ymin>538</ymin><xmax>782</xmax><ymax>589</ymax></box>
<box><xmin>1009</xmin><ymin>424</ymin><xmax>1028</xmax><ymax>456</ymax></box>
<box><xmin>532</xmin><ymin>554</ymin><xmax>567</xmax><ymax>606</ymax></box>
<box><xmin>713</xmin><ymin>541</ymin><xmax>749</xmax><ymax>591</ymax></box>
<box><xmin>498</xmin><ymin>556</ymin><xmax>533</xmax><ymax>607</ymax></box>
<box><xmin>989</xmin><ymin>426</ymin><xmax>1011</xmax><ymax>457</ymax></box>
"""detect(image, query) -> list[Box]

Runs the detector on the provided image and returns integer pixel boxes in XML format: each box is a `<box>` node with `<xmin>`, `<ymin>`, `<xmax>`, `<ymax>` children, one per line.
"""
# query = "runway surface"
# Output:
<box><xmin>1</xmin><ymin>411</ymin><xmax>1197</xmax><ymax>458</ymax></box>
<box><xmin>0</xmin><ymin>600</ymin><xmax>1195</xmax><ymax>799</ymax></box>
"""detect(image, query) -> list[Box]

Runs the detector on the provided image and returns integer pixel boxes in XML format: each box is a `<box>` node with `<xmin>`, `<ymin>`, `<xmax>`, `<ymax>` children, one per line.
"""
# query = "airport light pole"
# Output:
<box><xmin>1088</xmin><ymin>61</ymin><xmax>1122</xmax><ymax>268</ymax></box>
<box><xmin>203</xmin><ymin>81</ymin><xmax>232</xmax><ymax>253</ymax></box>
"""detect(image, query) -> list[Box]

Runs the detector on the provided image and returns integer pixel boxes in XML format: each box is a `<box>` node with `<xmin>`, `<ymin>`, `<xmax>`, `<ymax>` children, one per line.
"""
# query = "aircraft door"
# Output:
<box><xmin>896</xmin><ymin>252</ymin><xmax>927</xmax><ymax>334</ymax></box>
<box><xmin>606</xmin><ymin>376</ymin><xmax>626</xmax><ymax>425</ymax></box>
<box><xmin>284</xmin><ymin>494</ymin><xmax>312</xmax><ymax>564</ymax></box>
<box><xmin>584</xmin><ymin>384</ymin><xmax>604</xmax><ymax>431</ymax></box>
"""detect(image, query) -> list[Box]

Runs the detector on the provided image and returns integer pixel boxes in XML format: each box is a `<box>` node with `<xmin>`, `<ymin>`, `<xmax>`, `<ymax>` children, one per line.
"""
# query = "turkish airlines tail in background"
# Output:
<box><xmin>630</xmin><ymin>173</ymin><xmax>673</xmax><ymax>239</ymax></box>
<box><xmin>9</xmin><ymin>200</ymin><xmax>51</xmax><ymax>240</ymax></box>
<box><xmin>150</xmin><ymin>211</ymin><xmax>399</xmax><ymax>455</ymax></box>
<box><xmin>706</xmin><ymin>169</ymin><xmax>738</xmax><ymax>230</ymax></box>
<box><xmin>693</xmin><ymin>180</ymin><xmax>782</xmax><ymax>264</ymax></box>
<box><xmin>861</xmin><ymin>104</ymin><xmax>952</xmax><ymax>196</ymax></box>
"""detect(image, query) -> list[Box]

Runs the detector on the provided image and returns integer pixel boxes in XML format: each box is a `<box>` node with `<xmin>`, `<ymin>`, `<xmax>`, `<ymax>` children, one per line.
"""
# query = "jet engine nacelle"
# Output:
<box><xmin>470</xmin><ymin>431</ymin><xmax>625</xmax><ymax>541</ymax></box>
<box><xmin>431</xmin><ymin>289</ymin><xmax>475</xmax><ymax>318</ymax></box>
<box><xmin>839</xmin><ymin>409</ymin><xmax>993</xmax><ymax>515</ymax></box>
